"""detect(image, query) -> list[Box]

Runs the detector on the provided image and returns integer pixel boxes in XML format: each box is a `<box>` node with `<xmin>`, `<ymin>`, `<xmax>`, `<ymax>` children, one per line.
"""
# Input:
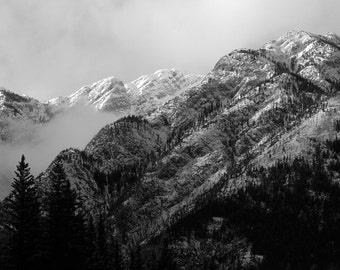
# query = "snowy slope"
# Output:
<box><xmin>126</xmin><ymin>68</ymin><xmax>203</xmax><ymax>115</ymax></box>
<box><xmin>48</xmin><ymin>69</ymin><xmax>203</xmax><ymax>115</ymax></box>
<box><xmin>68</xmin><ymin>77</ymin><xmax>131</xmax><ymax>112</ymax></box>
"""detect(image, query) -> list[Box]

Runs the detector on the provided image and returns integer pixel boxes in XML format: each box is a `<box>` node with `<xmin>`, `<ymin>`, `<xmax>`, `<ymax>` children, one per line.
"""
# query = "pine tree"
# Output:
<box><xmin>2</xmin><ymin>155</ymin><xmax>41</xmax><ymax>270</ymax></box>
<box><xmin>130</xmin><ymin>245</ymin><xmax>143</xmax><ymax>270</ymax></box>
<box><xmin>312</xmin><ymin>143</ymin><xmax>329</xmax><ymax>191</ymax></box>
<box><xmin>114</xmin><ymin>240</ymin><xmax>124</xmax><ymax>270</ymax></box>
<box><xmin>46</xmin><ymin>159</ymin><xmax>86</xmax><ymax>270</ymax></box>
<box><xmin>97</xmin><ymin>213</ymin><xmax>108</xmax><ymax>267</ymax></box>
<box><xmin>85</xmin><ymin>216</ymin><xmax>106</xmax><ymax>270</ymax></box>
<box><xmin>158</xmin><ymin>238</ymin><xmax>176</xmax><ymax>270</ymax></box>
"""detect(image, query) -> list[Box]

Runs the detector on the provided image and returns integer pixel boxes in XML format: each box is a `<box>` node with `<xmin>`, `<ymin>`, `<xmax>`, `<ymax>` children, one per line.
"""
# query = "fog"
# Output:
<box><xmin>0</xmin><ymin>107</ymin><xmax>123</xmax><ymax>199</ymax></box>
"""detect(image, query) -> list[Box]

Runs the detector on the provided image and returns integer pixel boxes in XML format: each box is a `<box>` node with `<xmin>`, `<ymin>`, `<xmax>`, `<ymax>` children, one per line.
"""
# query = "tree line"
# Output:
<box><xmin>167</xmin><ymin>142</ymin><xmax>340</xmax><ymax>269</ymax></box>
<box><xmin>0</xmin><ymin>155</ymin><xmax>145</xmax><ymax>270</ymax></box>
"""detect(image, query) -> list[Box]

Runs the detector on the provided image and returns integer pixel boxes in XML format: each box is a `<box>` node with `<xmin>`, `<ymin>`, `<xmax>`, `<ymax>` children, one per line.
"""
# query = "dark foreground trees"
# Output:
<box><xmin>208</xmin><ymin>149</ymin><xmax>340</xmax><ymax>269</ymax></box>
<box><xmin>6</xmin><ymin>141</ymin><xmax>340</xmax><ymax>270</ymax></box>
<box><xmin>0</xmin><ymin>155</ymin><xmax>41</xmax><ymax>270</ymax></box>
<box><xmin>0</xmin><ymin>156</ymin><xmax>106</xmax><ymax>270</ymax></box>
<box><xmin>45</xmin><ymin>159</ymin><xmax>87</xmax><ymax>270</ymax></box>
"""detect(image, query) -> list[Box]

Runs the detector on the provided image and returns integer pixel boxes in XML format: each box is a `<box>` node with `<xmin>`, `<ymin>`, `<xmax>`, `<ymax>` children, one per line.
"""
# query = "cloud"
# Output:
<box><xmin>0</xmin><ymin>107</ymin><xmax>123</xmax><ymax>199</ymax></box>
<box><xmin>0</xmin><ymin>0</ymin><xmax>339</xmax><ymax>101</ymax></box>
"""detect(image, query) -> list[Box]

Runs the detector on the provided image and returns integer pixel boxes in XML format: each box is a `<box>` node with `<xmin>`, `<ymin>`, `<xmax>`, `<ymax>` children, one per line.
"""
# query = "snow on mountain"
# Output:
<box><xmin>0</xmin><ymin>88</ymin><xmax>52</xmax><ymax>142</ymax></box>
<box><xmin>48</xmin><ymin>69</ymin><xmax>203</xmax><ymax>116</ymax></box>
<box><xmin>126</xmin><ymin>68</ymin><xmax>203</xmax><ymax>115</ymax></box>
<box><xmin>68</xmin><ymin>77</ymin><xmax>131</xmax><ymax>112</ymax></box>
<box><xmin>263</xmin><ymin>30</ymin><xmax>313</xmax><ymax>58</ymax></box>
<box><xmin>263</xmin><ymin>30</ymin><xmax>340</xmax><ymax>90</ymax></box>
<box><xmin>0</xmin><ymin>69</ymin><xmax>202</xmax><ymax>144</ymax></box>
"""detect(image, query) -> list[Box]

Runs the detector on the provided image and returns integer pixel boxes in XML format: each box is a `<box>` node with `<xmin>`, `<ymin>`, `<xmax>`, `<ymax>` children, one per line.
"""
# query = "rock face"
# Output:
<box><xmin>37</xmin><ymin>30</ymin><xmax>340</xmax><ymax>252</ymax></box>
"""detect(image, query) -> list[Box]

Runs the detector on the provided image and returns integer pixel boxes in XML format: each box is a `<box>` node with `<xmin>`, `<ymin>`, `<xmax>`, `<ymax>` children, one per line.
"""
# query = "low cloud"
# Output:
<box><xmin>0</xmin><ymin>107</ymin><xmax>123</xmax><ymax>199</ymax></box>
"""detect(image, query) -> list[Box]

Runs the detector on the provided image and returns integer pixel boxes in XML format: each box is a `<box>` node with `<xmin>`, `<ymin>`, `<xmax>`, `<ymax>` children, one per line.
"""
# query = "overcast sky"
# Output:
<box><xmin>0</xmin><ymin>0</ymin><xmax>339</xmax><ymax>100</ymax></box>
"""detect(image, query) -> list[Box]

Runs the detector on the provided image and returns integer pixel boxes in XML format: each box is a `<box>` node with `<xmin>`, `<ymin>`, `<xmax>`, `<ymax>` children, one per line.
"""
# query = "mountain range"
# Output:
<box><xmin>2</xmin><ymin>30</ymin><xmax>340</xmax><ymax>268</ymax></box>
<box><xmin>0</xmin><ymin>68</ymin><xmax>202</xmax><ymax>143</ymax></box>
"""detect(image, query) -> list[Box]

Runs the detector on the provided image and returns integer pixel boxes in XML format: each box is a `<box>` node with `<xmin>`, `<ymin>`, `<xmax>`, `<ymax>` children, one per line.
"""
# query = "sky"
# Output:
<box><xmin>0</xmin><ymin>0</ymin><xmax>339</xmax><ymax>101</ymax></box>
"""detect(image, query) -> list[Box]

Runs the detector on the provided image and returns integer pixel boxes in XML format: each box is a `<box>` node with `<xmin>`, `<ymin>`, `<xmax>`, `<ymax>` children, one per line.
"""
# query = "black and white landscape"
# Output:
<box><xmin>2</xmin><ymin>1</ymin><xmax>340</xmax><ymax>270</ymax></box>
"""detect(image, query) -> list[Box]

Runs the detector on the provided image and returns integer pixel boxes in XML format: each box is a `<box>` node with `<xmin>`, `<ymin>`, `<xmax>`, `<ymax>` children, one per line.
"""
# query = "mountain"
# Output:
<box><xmin>48</xmin><ymin>68</ymin><xmax>203</xmax><ymax>115</ymax></box>
<box><xmin>126</xmin><ymin>68</ymin><xmax>203</xmax><ymax>115</ymax></box>
<box><xmin>0</xmin><ymin>88</ymin><xmax>53</xmax><ymax>142</ymax></box>
<box><xmin>5</xmin><ymin>30</ymin><xmax>340</xmax><ymax>268</ymax></box>
<box><xmin>0</xmin><ymin>69</ymin><xmax>202</xmax><ymax>144</ymax></box>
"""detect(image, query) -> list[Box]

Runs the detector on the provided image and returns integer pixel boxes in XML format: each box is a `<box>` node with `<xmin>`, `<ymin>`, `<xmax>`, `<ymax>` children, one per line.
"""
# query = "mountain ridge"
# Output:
<box><xmin>0</xmin><ymin>68</ymin><xmax>202</xmax><ymax>143</ymax></box>
<box><xmin>3</xmin><ymin>30</ymin><xmax>340</xmax><ymax>268</ymax></box>
<box><xmin>34</xmin><ymin>31</ymin><xmax>340</xmax><ymax>249</ymax></box>
<box><xmin>47</xmin><ymin>68</ymin><xmax>203</xmax><ymax>115</ymax></box>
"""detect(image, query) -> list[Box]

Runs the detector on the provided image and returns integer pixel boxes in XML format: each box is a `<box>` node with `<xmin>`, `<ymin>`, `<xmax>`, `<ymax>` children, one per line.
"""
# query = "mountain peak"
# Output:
<box><xmin>280</xmin><ymin>29</ymin><xmax>312</xmax><ymax>38</ymax></box>
<box><xmin>0</xmin><ymin>88</ymin><xmax>33</xmax><ymax>108</ymax></box>
<box><xmin>129</xmin><ymin>68</ymin><xmax>182</xmax><ymax>91</ymax></box>
<box><xmin>68</xmin><ymin>76</ymin><xmax>129</xmax><ymax>111</ymax></box>
<box><xmin>263</xmin><ymin>30</ymin><xmax>314</xmax><ymax>56</ymax></box>
<box><xmin>154</xmin><ymin>68</ymin><xmax>179</xmax><ymax>78</ymax></box>
<box><xmin>44</xmin><ymin>69</ymin><xmax>202</xmax><ymax>115</ymax></box>
<box><xmin>263</xmin><ymin>30</ymin><xmax>340</xmax><ymax>57</ymax></box>
<box><xmin>125</xmin><ymin>68</ymin><xmax>203</xmax><ymax>114</ymax></box>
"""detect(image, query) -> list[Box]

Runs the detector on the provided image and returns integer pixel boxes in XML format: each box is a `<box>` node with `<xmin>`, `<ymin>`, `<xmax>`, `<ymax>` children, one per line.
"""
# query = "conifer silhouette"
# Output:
<box><xmin>46</xmin><ymin>158</ymin><xmax>86</xmax><ymax>270</ymax></box>
<box><xmin>3</xmin><ymin>155</ymin><xmax>41</xmax><ymax>270</ymax></box>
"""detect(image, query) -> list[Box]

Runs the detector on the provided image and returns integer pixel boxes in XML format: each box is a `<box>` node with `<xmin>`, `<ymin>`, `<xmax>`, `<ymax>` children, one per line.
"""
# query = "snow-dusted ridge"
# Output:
<box><xmin>0</xmin><ymin>69</ymin><xmax>203</xmax><ymax>142</ymax></box>
<box><xmin>48</xmin><ymin>68</ymin><xmax>203</xmax><ymax>115</ymax></box>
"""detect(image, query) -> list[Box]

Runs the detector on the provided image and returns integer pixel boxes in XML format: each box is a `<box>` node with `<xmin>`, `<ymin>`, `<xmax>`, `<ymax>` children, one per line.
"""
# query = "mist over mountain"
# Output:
<box><xmin>2</xmin><ymin>30</ymin><xmax>340</xmax><ymax>269</ymax></box>
<box><xmin>0</xmin><ymin>106</ymin><xmax>121</xmax><ymax>198</ymax></box>
<box><xmin>0</xmin><ymin>69</ymin><xmax>201</xmax><ymax>199</ymax></box>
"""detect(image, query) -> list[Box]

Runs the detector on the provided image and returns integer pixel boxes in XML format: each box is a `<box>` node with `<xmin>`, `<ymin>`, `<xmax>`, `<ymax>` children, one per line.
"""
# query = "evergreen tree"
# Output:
<box><xmin>46</xmin><ymin>159</ymin><xmax>86</xmax><ymax>270</ymax></box>
<box><xmin>85</xmin><ymin>216</ymin><xmax>106</xmax><ymax>270</ymax></box>
<box><xmin>312</xmin><ymin>143</ymin><xmax>329</xmax><ymax>191</ymax></box>
<box><xmin>114</xmin><ymin>240</ymin><xmax>124</xmax><ymax>270</ymax></box>
<box><xmin>130</xmin><ymin>246</ymin><xmax>143</xmax><ymax>270</ymax></box>
<box><xmin>1</xmin><ymin>155</ymin><xmax>41</xmax><ymax>270</ymax></box>
<box><xmin>97</xmin><ymin>213</ymin><xmax>108</xmax><ymax>268</ymax></box>
<box><xmin>158</xmin><ymin>238</ymin><xmax>176</xmax><ymax>270</ymax></box>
